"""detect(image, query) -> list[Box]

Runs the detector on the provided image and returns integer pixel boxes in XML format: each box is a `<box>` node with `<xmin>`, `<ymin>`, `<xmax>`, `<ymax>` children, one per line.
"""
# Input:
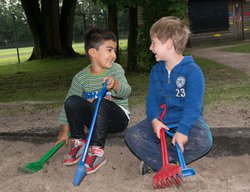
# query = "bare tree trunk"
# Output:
<box><xmin>127</xmin><ymin>6</ymin><xmax>138</xmax><ymax>72</ymax></box>
<box><xmin>107</xmin><ymin>2</ymin><xmax>120</xmax><ymax>62</ymax></box>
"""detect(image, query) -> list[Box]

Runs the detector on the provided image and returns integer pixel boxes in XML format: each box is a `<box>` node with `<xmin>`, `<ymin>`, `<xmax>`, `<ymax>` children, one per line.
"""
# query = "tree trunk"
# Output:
<box><xmin>20</xmin><ymin>0</ymin><xmax>78</xmax><ymax>60</ymax></box>
<box><xmin>127</xmin><ymin>6</ymin><xmax>138</xmax><ymax>72</ymax></box>
<box><xmin>107</xmin><ymin>2</ymin><xmax>120</xmax><ymax>62</ymax></box>
<box><xmin>60</xmin><ymin>0</ymin><xmax>78</xmax><ymax>55</ymax></box>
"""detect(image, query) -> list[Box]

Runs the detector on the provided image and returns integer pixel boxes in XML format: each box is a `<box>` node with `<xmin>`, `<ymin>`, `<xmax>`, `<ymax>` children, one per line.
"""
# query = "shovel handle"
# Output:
<box><xmin>40</xmin><ymin>141</ymin><xmax>64</xmax><ymax>164</ymax></box>
<box><xmin>79</xmin><ymin>80</ymin><xmax>108</xmax><ymax>165</ymax></box>
<box><xmin>73</xmin><ymin>80</ymin><xmax>108</xmax><ymax>186</ymax></box>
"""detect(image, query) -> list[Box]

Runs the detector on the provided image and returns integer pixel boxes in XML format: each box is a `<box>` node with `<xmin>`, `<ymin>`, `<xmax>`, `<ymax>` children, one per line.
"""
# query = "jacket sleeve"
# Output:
<box><xmin>146</xmin><ymin>67</ymin><xmax>161</xmax><ymax>121</ymax></box>
<box><xmin>177</xmin><ymin>67</ymin><xmax>205</xmax><ymax>136</ymax></box>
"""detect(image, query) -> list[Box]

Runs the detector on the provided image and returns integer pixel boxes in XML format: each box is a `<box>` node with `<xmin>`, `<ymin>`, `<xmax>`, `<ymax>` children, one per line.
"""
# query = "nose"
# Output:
<box><xmin>112</xmin><ymin>50</ymin><xmax>117</xmax><ymax>59</ymax></box>
<box><xmin>149</xmin><ymin>43</ymin><xmax>153</xmax><ymax>51</ymax></box>
<box><xmin>112</xmin><ymin>50</ymin><xmax>116</xmax><ymax>57</ymax></box>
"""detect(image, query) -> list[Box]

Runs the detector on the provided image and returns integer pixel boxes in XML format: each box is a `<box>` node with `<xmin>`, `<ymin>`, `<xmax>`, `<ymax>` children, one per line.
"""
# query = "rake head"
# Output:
<box><xmin>153</xmin><ymin>164</ymin><xmax>182</xmax><ymax>189</ymax></box>
<box><xmin>19</xmin><ymin>161</ymin><xmax>44</xmax><ymax>174</ymax></box>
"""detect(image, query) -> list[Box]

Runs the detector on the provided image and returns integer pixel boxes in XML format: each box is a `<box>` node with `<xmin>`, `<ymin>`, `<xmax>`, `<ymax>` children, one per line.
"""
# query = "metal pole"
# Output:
<box><xmin>12</xmin><ymin>13</ymin><xmax>20</xmax><ymax>64</ymax></box>
<box><xmin>240</xmin><ymin>0</ymin><xmax>245</xmax><ymax>40</ymax></box>
<box><xmin>83</xmin><ymin>13</ymin><xmax>86</xmax><ymax>41</ymax></box>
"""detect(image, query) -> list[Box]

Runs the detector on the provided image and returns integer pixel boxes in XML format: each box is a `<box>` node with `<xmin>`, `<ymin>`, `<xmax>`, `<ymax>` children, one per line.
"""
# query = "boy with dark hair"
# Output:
<box><xmin>56</xmin><ymin>27</ymin><xmax>131</xmax><ymax>174</ymax></box>
<box><xmin>125</xmin><ymin>16</ymin><xmax>213</xmax><ymax>174</ymax></box>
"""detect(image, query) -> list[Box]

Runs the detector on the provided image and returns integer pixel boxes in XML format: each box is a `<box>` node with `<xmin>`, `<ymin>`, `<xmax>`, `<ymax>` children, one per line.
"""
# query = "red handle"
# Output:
<box><xmin>159</xmin><ymin>104</ymin><xmax>167</xmax><ymax>120</ymax></box>
<box><xmin>160</xmin><ymin>128</ymin><xmax>169</xmax><ymax>166</ymax></box>
<box><xmin>159</xmin><ymin>104</ymin><xmax>168</xmax><ymax>166</ymax></box>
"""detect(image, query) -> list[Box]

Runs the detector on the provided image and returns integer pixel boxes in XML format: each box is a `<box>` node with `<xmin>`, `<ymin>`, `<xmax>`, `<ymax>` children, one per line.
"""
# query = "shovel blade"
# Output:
<box><xmin>72</xmin><ymin>164</ymin><xmax>87</xmax><ymax>186</ymax></box>
<box><xmin>19</xmin><ymin>161</ymin><xmax>44</xmax><ymax>174</ymax></box>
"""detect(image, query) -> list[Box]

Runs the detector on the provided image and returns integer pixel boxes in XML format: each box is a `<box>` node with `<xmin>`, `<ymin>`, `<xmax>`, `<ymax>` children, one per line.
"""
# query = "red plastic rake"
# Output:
<box><xmin>152</xmin><ymin>129</ymin><xmax>182</xmax><ymax>189</ymax></box>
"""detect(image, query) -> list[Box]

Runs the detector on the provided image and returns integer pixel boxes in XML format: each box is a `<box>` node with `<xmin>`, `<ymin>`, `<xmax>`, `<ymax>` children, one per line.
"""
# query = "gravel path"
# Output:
<box><xmin>191</xmin><ymin>42</ymin><xmax>250</xmax><ymax>76</ymax></box>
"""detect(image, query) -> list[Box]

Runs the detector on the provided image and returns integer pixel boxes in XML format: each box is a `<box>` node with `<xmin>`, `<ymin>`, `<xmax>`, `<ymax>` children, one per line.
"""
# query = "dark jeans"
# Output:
<box><xmin>125</xmin><ymin>117</ymin><xmax>213</xmax><ymax>171</ymax></box>
<box><xmin>65</xmin><ymin>95</ymin><xmax>129</xmax><ymax>147</ymax></box>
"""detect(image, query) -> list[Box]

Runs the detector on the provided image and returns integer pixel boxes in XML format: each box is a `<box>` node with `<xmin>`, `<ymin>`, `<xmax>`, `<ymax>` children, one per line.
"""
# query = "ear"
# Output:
<box><xmin>88</xmin><ymin>48</ymin><xmax>96</xmax><ymax>58</ymax></box>
<box><xmin>165</xmin><ymin>39</ymin><xmax>174</xmax><ymax>50</ymax></box>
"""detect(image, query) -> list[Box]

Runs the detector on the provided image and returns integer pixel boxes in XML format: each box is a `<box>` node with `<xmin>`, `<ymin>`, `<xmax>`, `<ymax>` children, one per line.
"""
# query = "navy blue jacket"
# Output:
<box><xmin>146</xmin><ymin>56</ymin><xmax>205</xmax><ymax>136</ymax></box>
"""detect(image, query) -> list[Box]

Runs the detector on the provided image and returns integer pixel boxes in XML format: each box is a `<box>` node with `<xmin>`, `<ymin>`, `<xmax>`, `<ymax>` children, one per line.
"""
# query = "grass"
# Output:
<box><xmin>222</xmin><ymin>43</ymin><xmax>250</xmax><ymax>53</ymax></box>
<box><xmin>195</xmin><ymin>57</ymin><xmax>250</xmax><ymax>104</ymax></box>
<box><xmin>0</xmin><ymin>39</ymin><xmax>128</xmax><ymax>66</ymax></box>
<box><xmin>0</xmin><ymin>42</ymin><xmax>249</xmax><ymax>108</ymax></box>
<box><xmin>0</xmin><ymin>55</ymin><xmax>249</xmax><ymax>108</ymax></box>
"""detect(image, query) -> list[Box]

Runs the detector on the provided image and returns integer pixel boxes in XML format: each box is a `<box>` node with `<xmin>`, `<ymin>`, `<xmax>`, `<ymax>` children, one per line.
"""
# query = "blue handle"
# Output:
<box><xmin>79</xmin><ymin>80</ymin><xmax>108</xmax><ymax>165</ymax></box>
<box><xmin>73</xmin><ymin>80</ymin><xmax>108</xmax><ymax>186</ymax></box>
<box><xmin>165</xmin><ymin>127</ymin><xmax>196</xmax><ymax>177</ymax></box>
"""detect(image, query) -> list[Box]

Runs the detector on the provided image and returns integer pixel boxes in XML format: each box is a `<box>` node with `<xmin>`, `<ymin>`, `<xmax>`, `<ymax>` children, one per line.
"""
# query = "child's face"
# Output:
<box><xmin>91</xmin><ymin>40</ymin><xmax>117</xmax><ymax>69</ymax></box>
<box><xmin>149</xmin><ymin>35</ymin><xmax>167</xmax><ymax>62</ymax></box>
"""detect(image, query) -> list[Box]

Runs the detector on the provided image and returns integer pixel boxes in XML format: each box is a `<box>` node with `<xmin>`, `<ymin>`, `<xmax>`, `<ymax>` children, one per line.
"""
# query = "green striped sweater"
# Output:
<box><xmin>58</xmin><ymin>62</ymin><xmax>131</xmax><ymax>125</ymax></box>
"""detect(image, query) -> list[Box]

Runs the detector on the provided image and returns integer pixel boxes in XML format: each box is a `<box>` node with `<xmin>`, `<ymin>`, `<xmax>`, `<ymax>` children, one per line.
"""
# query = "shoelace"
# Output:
<box><xmin>72</xmin><ymin>139</ymin><xmax>83</xmax><ymax>148</ymax></box>
<box><xmin>89</xmin><ymin>147</ymin><xmax>104</xmax><ymax>157</ymax></box>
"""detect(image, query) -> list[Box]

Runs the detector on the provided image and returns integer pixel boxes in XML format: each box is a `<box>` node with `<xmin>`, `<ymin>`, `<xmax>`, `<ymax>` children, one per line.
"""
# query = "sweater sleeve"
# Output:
<box><xmin>111</xmin><ymin>63</ymin><xmax>131</xmax><ymax>99</ymax></box>
<box><xmin>57</xmin><ymin>74</ymin><xmax>84</xmax><ymax>126</ymax></box>
<box><xmin>177</xmin><ymin>67</ymin><xmax>205</xmax><ymax>136</ymax></box>
<box><xmin>146</xmin><ymin>67</ymin><xmax>161</xmax><ymax>121</ymax></box>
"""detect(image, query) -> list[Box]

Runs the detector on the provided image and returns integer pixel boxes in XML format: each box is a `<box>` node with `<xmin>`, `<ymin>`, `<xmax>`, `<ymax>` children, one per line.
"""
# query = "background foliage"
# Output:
<box><xmin>137</xmin><ymin>0</ymin><xmax>188</xmax><ymax>71</ymax></box>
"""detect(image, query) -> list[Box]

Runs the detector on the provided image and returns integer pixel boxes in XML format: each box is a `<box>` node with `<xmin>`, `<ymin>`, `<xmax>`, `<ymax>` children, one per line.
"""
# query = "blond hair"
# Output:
<box><xmin>150</xmin><ymin>16</ymin><xmax>191</xmax><ymax>54</ymax></box>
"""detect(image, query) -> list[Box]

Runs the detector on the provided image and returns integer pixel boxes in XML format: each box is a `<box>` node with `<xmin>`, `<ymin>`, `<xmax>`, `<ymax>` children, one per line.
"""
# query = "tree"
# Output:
<box><xmin>127</xmin><ymin>5</ymin><xmax>138</xmax><ymax>72</ymax></box>
<box><xmin>137</xmin><ymin>0</ymin><xmax>188</xmax><ymax>71</ymax></box>
<box><xmin>20</xmin><ymin>0</ymin><xmax>78</xmax><ymax>60</ymax></box>
<box><xmin>0</xmin><ymin>0</ymin><xmax>31</xmax><ymax>48</ymax></box>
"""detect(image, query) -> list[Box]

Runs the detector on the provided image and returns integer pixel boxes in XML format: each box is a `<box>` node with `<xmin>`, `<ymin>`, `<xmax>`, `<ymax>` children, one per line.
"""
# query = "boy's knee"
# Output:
<box><xmin>125</xmin><ymin>127</ymin><xmax>142</xmax><ymax>145</ymax></box>
<box><xmin>64</xmin><ymin>95</ymin><xmax>81</xmax><ymax>109</ymax></box>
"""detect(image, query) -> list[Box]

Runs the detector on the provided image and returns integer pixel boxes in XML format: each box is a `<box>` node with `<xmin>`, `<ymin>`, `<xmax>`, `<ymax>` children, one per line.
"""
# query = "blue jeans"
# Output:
<box><xmin>125</xmin><ymin>117</ymin><xmax>213</xmax><ymax>171</ymax></box>
<box><xmin>65</xmin><ymin>95</ymin><xmax>129</xmax><ymax>147</ymax></box>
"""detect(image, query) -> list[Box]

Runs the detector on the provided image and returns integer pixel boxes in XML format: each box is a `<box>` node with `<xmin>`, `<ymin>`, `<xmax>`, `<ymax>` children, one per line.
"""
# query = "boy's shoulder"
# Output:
<box><xmin>110</xmin><ymin>62</ymin><xmax>125</xmax><ymax>72</ymax></box>
<box><xmin>73</xmin><ymin>65</ymin><xmax>90</xmax><ymax>78</ymax></box>
<box><xmin>151</xmin><ymin>61</ymin><xmax>165</xmax><ymax>70</ymax></box>
<box><xmin>112</xmin><ymin>62</ymin><xmax>122</xmax><ymax>68</ymax></box>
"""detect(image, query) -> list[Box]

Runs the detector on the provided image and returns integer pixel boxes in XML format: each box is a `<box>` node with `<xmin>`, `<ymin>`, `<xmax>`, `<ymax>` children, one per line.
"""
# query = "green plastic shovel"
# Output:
<box><xmin>19</xmin><ymin>141</ymin><xmax>65</xmax><ymax>173</ymax></box>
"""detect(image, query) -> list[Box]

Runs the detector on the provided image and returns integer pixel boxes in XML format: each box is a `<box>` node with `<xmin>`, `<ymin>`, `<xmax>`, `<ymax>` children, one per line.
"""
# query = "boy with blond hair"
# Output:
<box><xmin>125</xmin><ymin>16</ymin><xmax>212</xmax><ymax>174</ymax></box>
<box><xmin>56</xmin><ymin>27</ymin><xmax>131</xmax><ymax>174</ymax></box>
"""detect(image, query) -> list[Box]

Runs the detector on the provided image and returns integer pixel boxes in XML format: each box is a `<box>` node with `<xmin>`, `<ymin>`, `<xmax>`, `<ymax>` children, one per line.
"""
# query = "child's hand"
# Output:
<box><xmin>172</xmin><ymin>132</ymin><xmax>188</xmax><ymax>152</ymax></box>
<box><xmin>55</xmin><ymin>125</ymin><xmax>69</xmax><ymax>146</ymax></box>
<box><xmin>103</xmin><ymin>76</ymin><xmax>118</xmax><ymax>91</ymax></box>
<box><xmin>152</xmin><ymin>118</ymin><xmax>169</xmax><ymax>139</ymax></box>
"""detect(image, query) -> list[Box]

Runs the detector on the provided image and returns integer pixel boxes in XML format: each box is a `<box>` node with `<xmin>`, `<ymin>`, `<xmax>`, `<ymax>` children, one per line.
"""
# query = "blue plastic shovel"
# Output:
<box><xmin>165</xmin><ymin>129</ymin><xmax>196</xmax><ymax>177</ymax></box>
<box><xmin>73</xmin><ymin>80</ymin><xmax>108</xmax><ymax>186</ymax></box>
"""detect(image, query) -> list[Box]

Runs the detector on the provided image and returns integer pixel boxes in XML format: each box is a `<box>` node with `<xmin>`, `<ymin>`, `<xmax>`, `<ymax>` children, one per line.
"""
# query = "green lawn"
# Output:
<box><xmin>0</xmin><ymin>54</ymin><xmax>249</xmax><ymax>108</ymax></box>
<box><xmin>222</xmin><ymin>43</ymin><xmax>250</xmax><ymax>53</ymax></box>
<box><xmin>0</xmin><ymin>42</ymin><xmax>249</xmax><ymax>108</ymax></box>
<box><xmin>0</xmin><ymin>39</ymin><xmax>128</xmax><ymax>66</ymax></box>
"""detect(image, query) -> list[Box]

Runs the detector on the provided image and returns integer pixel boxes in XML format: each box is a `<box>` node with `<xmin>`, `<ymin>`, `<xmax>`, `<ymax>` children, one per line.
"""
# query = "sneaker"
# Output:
<box><xmin>139</xmin><ymin>161</ymin><xmax>154</xmax><ymax>175</ymax></box>
<box><xmin>85</xmin><ymin>146</ymin><xmax>107</xmax><ymax>174</ymax></box>
<box><xmin>63</xmin><ymin>138</ymin><xmax>86</xmax><ymax>166</ymax></box>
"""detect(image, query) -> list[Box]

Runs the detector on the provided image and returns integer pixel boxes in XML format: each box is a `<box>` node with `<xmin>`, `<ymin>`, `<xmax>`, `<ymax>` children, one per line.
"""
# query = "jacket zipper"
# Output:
<box><xmin>167</xmin><ymin>70</ymin><xmax>171</xmax><ymax>84</ymax></box>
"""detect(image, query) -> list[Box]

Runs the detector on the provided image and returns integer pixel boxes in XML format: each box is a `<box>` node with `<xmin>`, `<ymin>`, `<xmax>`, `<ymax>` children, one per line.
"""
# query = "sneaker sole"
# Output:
<box><xmin>64</xmin><ymin>156</ymin><xmax>81</xmax><ymax>166</ymax></box>
<box><xmin>86</xmin><ymin>159</ymin><xmax>107</xmax><ymax>174</ymax></box>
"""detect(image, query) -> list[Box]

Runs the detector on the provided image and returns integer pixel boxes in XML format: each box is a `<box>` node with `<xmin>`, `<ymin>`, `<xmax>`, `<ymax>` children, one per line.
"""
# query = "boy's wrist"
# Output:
<box><xmin>112</xmin><ymin>78</ymin><xmax>119</xmax><ymax>92</ymax></box>
<box><xmin>60</xmin><ymin>124</ymin><xmax>69</xmax><ymax>132</ymax></box>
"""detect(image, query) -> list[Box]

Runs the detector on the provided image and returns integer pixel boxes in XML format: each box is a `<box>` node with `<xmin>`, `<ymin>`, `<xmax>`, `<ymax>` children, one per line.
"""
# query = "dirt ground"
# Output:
<box><xmin>0</xmin><ymin>44</ymin><xmax>250</xmax><ymax>192</ymax></box>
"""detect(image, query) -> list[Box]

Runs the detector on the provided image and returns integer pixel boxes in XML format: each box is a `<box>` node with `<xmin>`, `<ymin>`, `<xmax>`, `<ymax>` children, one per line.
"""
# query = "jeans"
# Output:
<box><xmin>125</xmin><ymin>117</ymin><xmax>213</xmax><ymax>171</ymax></box>
<box><xmin>65</xmin><ymin>95</ymin><xmax>129</xmax><ymax>147</ymax></box>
